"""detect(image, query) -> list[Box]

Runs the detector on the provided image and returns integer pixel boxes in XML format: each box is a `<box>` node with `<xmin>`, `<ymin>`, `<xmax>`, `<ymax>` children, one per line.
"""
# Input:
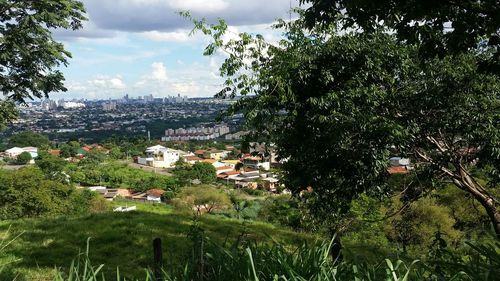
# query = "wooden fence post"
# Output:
<box><xmin>153</xmin><ymin>238</ymin><xmax>163</xmax><ymax>281</ymax></box>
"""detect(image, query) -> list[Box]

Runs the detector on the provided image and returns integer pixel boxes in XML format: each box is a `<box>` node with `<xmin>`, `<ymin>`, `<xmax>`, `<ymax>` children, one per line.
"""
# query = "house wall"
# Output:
<box><xmin>147</xmin><ymin>195</ymin><xmax>161</xmax><ymax>202</ymax></box>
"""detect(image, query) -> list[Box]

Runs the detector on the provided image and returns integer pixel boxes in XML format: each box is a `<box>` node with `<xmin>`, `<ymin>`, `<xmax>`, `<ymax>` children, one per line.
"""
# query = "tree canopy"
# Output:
<box><xmin>300</xmin><ymin>0</ymin><xmax>500</xmax><ymax>67</ymax></box>
<box><xmin>8</xmin><ymin>131</ymin><xmax>50</xmax><ymax>148</ymax></box>
<box><xmin>16</xmin><ymin>151</ymin><xmax>32</xmax><ymax>165</ymax></box>
<box><xmin>0</xmin><ymin>0</ymin><xmax>86</xmax><ymax>126</ymax></box>
<box><xmin>187</xmin><ymin>5</ymin><xmax>500</xmax><ymax>236</ymax></box>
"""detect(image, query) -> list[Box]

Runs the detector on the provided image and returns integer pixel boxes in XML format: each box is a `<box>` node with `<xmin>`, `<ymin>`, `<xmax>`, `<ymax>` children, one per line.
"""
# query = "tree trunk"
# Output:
<box><xmin>454</xmin><ymin>167</ymin><xmax>500</xmax><ymax>238</ymax></box>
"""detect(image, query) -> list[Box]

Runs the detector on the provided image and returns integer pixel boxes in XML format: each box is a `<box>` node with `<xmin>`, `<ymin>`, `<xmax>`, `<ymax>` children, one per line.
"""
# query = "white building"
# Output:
<box><xmin>161</xmin><ymin>124</ymin><xmax>230</xmax><ymax>141</ymax></box>
<box><xmin>62</xmin><ymin>101</ymin><xmax>86</xmax><ymax>109</ymax></box>
<box><xmin>5</xmin><ymin>147</ymin><xmax>38</xmax><ymax>159</ymax></box>
<box><xmin>5</xmin><ymin>147</ymin><xmax>24</xmax><ymax>158</ymax></box>
<box><xmin>137</xmin><ymin>145</ymin><xmax>185</xmax><ymax>168</ymax></box>
<box><xmin>389</xmin><ymin>157</ymin><xmax>410</xmax><ymax>167</ymax></box>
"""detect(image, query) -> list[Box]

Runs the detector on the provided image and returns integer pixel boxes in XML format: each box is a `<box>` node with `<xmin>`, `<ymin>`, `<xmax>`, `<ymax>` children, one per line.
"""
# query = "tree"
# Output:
<box><xmin>8</xmin><ymin>131</ymin><xmax>50</xmax><ymax>148</ymax></box>
<box><xmin>0</xmin><ymin>167</ymin><xmax>70</xmax><ymax>218</ymax></box>
<box><xmin>0</xmin><ymin>0</ymin><xmax>86</xmax><ymax>126</ymax></box>
<box><xmin>59</xmin><ymin>140</ymin><xmax>80</xmax><ymax>158</ymax></box>
<box><xmin>16</xmin><ymin>151</ymin><xmax>32</xmax><ymax>165</ymax></box>
<box><xmin>35</xmin><ymin>151</ymin><xmax>67</xmax><ymax>181</ymax></box>
<box><xmin>192</xmin><ymin>162</ymin><xmax>217</xmax><ymax>184</ymax></box>
<box><xmin>187</xmin><ymin>10</ymin><xmax>500</xmax><ymax>236</ymax></box>
<box><xmin>384</xmin><ymin>196</ymin><xmax>461</xmax><ymax>254</ymax></box>
<box><xmin>300</xmin><ymin>0</ymin><xmax>500</xmax><ymax>67</ymax></box>
<box><xmin>178</xmin><ymin>186</ymin><xmax>231</xmax><ymax>214</ymax></box>
<box><xmin>296</xmin><ymin>0</ymin><xmax>500</xmax><ymax>236</ymax></box>
<box><xmin>174</xmin><ymin>161</ymin><xmax>217</xmax><ymax>185</ymax></box>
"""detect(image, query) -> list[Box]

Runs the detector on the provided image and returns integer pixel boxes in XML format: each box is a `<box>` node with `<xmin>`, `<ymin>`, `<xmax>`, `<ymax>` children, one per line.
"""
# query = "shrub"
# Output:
<box><xmin>0</xmin><ymin>167</ymin><xmax>105</xmax><ymax>219</ymax></box>
<box><xmin>16</xmin><ymin>152</ymin><xmax>32</xmax><ymax>165</ymax></box>
<box><xmin>175</xmin><ymin>186</ymin><xmax>231</xmax><ymax>214</ymax></box>
<box><xmin>258</xmin><ymin>195</ymin><xmax>304</xmax><ymax>230</ymax></box>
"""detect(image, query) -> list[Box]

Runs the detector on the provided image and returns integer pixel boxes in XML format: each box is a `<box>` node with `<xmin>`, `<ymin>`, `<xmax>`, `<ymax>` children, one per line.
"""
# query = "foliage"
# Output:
<box><xmin>384</xmin><ymin>196</ymin><xmax>461</xmax><ymax>255</ymax></box>
<box><xmin>175</xmin><ymin>186</ymin><xmax>231</xmax><ymax>214</ymax></box>
<box><xmin>0</xmin><ymin>0</ymin><xmax>86</xmax><ymax>126</ymax></box>
<box><xmin>7</xmin><ymin>131</ymin><xmax>49</xmax><ymax>148</ymax></box>
<box><xmin>186</xmin><ymin>7</ymin><xmax>500</xmax><ymax>235</ymax></box>
<box><xmin>68</xmin><ymin>162</ymin><xmax>177</xmax><ymax>192</ymax></box>
<box><xmin>300</xmin><ymin>0</ymin><xmax>500</xmax><ymax>66</ymax></box>
<box><xmin>59</xmin><ymin>141</ymin><xmax>81</xmax><ymax>158</ymax></box>
<box><xmin>228</xmin><ymin>194</ymin><xmax>262</xmax><ymax>220</ymax></box>
<box><xmin>173</xmin><ymin>162</ymin><xmax>216</xmax><ymax>185</ymax></box>
<box><xmin>258</xmin><ymin>195</ymin><xmax>307</xmax><ymax>231</ymax></box>
<box><xmin>49</xmin><ymin>231</ymin><xmax>500</xmax><ymax>281</ymax></box>
<box><xmin>0</xmin><ymin>205</ymin><xmax>309</xmax><ymax>279</ymax></box>
<box><xmin>0</xmin><ymin>167</ymin><xmax>102</xmax><ymax>219</ymax></box>
<box><xmin>0</xmin><ymin>101</ymin><xmax>17</xmax><ymax>131</ymax></box>
<box><xmin>35</xmin><ymin>151</ymin><xmax>68</xmax><ymax>182</ymax></box>
<box><xmin>15</xmin><ymin>152</ymin><xmax>31</xmax><ymax>165</ymax></box>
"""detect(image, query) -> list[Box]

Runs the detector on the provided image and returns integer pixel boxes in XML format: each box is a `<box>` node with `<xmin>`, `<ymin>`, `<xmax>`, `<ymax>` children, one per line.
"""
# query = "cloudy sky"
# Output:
<box><xmin>52</xmin><ymin>0</ymin><xmax>302</xmax><ymax>100</ymax></box>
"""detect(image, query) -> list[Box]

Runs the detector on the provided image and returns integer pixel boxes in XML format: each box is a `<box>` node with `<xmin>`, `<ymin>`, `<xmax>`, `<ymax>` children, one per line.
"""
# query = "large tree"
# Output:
<box><xmin>187</xmin><ymin>6</ymin><xmax>500</xmax><ymax>236</ymax></box>
<box><xmin>300</xmin><ymin>0</ymin><xmax>499</xmax><ymax>65</ymax></box>
<box><xmin>296</xmin><ymin>0</ymin><xmax>500</xmax><ymax>235</ymax></box>
<box><xmin>0</xmin><ymin>0</ymin><xmax>86</xmax><ymax>126</ymax></box>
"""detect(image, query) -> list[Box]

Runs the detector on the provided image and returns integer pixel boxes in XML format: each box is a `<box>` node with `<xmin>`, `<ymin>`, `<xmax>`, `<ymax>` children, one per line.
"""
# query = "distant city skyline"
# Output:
<box><xmin>49</xmin><ymin>0</ymin><xmax>302</xmax><ymax>101</ymax></box>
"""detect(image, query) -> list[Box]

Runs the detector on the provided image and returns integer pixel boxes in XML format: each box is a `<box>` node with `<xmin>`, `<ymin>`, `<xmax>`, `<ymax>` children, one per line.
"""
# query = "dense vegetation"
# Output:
<box><xmin>0</xmin><ymin>167</ymin><xmax>106</xmax><ymax>220</ymax></box>
<box><xmin>0</xmin><ymin>202</ymin><xmax>312</xmax><ymax>280</ymax></box>
<box><xmin>186</xmin><ymin>0</ymin><xmax>500</xmax><ymax>236</ymax></box>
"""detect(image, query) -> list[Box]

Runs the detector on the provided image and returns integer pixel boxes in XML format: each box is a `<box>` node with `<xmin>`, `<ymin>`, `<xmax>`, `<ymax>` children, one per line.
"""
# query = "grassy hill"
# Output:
<box><xmin>0</xmin><ymin>202</ymin><xmax>314</xmax><ymax>281</ymax></box>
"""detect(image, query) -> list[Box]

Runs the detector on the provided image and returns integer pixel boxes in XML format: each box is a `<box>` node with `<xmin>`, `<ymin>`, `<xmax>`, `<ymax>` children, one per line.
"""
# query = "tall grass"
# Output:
<box><xmin>2</xmin><ymin>222</ymin><xmax>498</xmax><ymax>281</ymax></box>
<box><xmin>0</xmin><ymin>226</ymin><xmax>24</xmax><ymax>278</ymax></box>
<box><xmin>49</xmin><ymin>228</ymin><xmax>499</xmax><ymax>281</ymax></box>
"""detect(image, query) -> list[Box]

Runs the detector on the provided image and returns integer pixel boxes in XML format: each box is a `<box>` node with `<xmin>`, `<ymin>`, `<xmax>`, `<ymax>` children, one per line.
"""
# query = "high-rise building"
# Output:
<box><xmin>102</xmin><ymin>101</ymin><xmax>117</xmax><ymax>111</ymax></box>
<box><xmin>41</xmin><ymin>99</ymin><xmax>57</xmax><ymax>111</ymax></box>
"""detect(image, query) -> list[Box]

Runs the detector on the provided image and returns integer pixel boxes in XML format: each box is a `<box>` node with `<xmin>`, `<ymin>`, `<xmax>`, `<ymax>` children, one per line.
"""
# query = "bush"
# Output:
<box><xmin>0</xmin><ymin>167</ymin><xmax>105</xmax><ymax>219</ymax></box>
<box><xmin>258</xmin><ymin>195</ymin><xmax>304</xmax><ymax>230</ymax></box>
<box><xmin>240</xmin><ymin>188</ymin><xmax>265</xmax><ymax>196</ymax></box>
<box><xmin>384</xmin><ymin>196</ymin><xmax>461</xmax><ymax>255</ymax></box>
<box><xmin>175</xmin><ymin>186</ymin><xmax>231</xmax><ymax>214</ymax></box>
<box><xmin>16</xmin><ymin>151</ymin><xmax>32</xmax><ymax>165</ymax></box>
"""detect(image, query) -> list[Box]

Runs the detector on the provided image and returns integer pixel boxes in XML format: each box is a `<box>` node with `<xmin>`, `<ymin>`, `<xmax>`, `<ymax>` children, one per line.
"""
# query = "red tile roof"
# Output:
<box><xmin>146</xmin><ymin>189</ymin><xmax>166</xmax><ymax>197</ymax></box>
<box><xmin>184</xmin><ymin>155</ymin><xmax>202</xmax><ymax>161</ymax></box>
<box><xmin>202</xmin><ymin>159</ymin><xmax>217</xmax><ymax>164</ymax></box>
<box><xmin>48</xmin><ymin>149</ymin><xmax>60</xmax><ymax>156</ymax></box>
<box><xmin>216</xmin><ymin>166</ymin><xmax>234</xmax><ymax>171</ymax></box>
<box><xmin>242</xmin><ymin>167</ymin><xmax>258</xmax><ymax>172</ymax></box>
<box><xmin>388</xmin><ymin>166</ymin><xmax>409</xmax><ymax>174</ymax></box>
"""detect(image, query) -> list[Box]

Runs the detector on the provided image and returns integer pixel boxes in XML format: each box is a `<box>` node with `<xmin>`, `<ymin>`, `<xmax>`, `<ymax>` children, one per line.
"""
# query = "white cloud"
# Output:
<box><xmin>141</xmin><ymin>30</ymin><xmax>190</xmax><ymax>42</ymax></box>
<box><xmin>89</xmin><ymin>76</ymin><xmax>127</xmax><ymax>90</ymax></box>
<box><xmin>167</xmin><ymin>0</ymin><xmax>229</xmax><ymax>13</ymax></box>
<box><xmin>171</xmin><ymin>81</ymin><xmax>200</xmax><ymax>94</ymax></box>
<box><xmin>151</xmin><ymin>62</ymin><xmax>168</xmax><ymax>81</ymax></box>
<box><xmin>109</xmin><ymin>77</ymin><xmax>127</xmax><ymax>89</ymax></box>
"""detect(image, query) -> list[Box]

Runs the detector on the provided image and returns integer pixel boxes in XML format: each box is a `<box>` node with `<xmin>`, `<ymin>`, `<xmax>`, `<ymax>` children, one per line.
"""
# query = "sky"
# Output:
<box><xmin>51</xmin><ymin>0</ymin><xmax>302</xmax><ymax>100</ymax></box>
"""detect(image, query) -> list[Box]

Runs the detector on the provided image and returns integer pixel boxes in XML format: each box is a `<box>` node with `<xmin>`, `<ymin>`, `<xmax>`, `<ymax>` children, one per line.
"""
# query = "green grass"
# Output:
<box><xmin>0</xmin><ymin>202</ymin><xmax>313</xmax><ymax>281</ymax></box>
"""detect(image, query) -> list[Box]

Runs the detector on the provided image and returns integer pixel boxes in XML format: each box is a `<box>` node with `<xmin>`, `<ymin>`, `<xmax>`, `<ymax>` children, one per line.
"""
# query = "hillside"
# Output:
<box><xmin>0</xmin><ymin>203</ymin><xmax>313</xmax><ymax>281</ymax></box>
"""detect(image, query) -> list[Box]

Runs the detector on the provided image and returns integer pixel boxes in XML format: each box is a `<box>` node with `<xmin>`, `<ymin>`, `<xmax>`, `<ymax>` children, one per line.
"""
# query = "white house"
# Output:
<box><xmin>146</xmin><ymin>189</ymin><xmax>165</xmax><ymax>203</ymax></box>
<box><xmin>137</xmin><ymin>145</ymin><xmax>185</xmax><ymax>168</ymax></box>
<box><xmin>242</xmin><ymin>156</ymin><xmax>270</xmax><ymax>171</ymax></box>
<box><xmin>22</xmin><ymin>147</ymin><xmax>38</xmax><ymax>158</ymax></box>
<box><xmin>5</xmin><ymin>147</ymin><xmax>24</xmax><ymax>158</ymax></box>
<box><xmin>5</xmin><ymin>147</ymin><xmax>38</xmax><ymax>161</ymax></box>
<box><xmin>389</xmin><ymin>157</ymin><xmax>410</xmax><ymax>167</ymax></box>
